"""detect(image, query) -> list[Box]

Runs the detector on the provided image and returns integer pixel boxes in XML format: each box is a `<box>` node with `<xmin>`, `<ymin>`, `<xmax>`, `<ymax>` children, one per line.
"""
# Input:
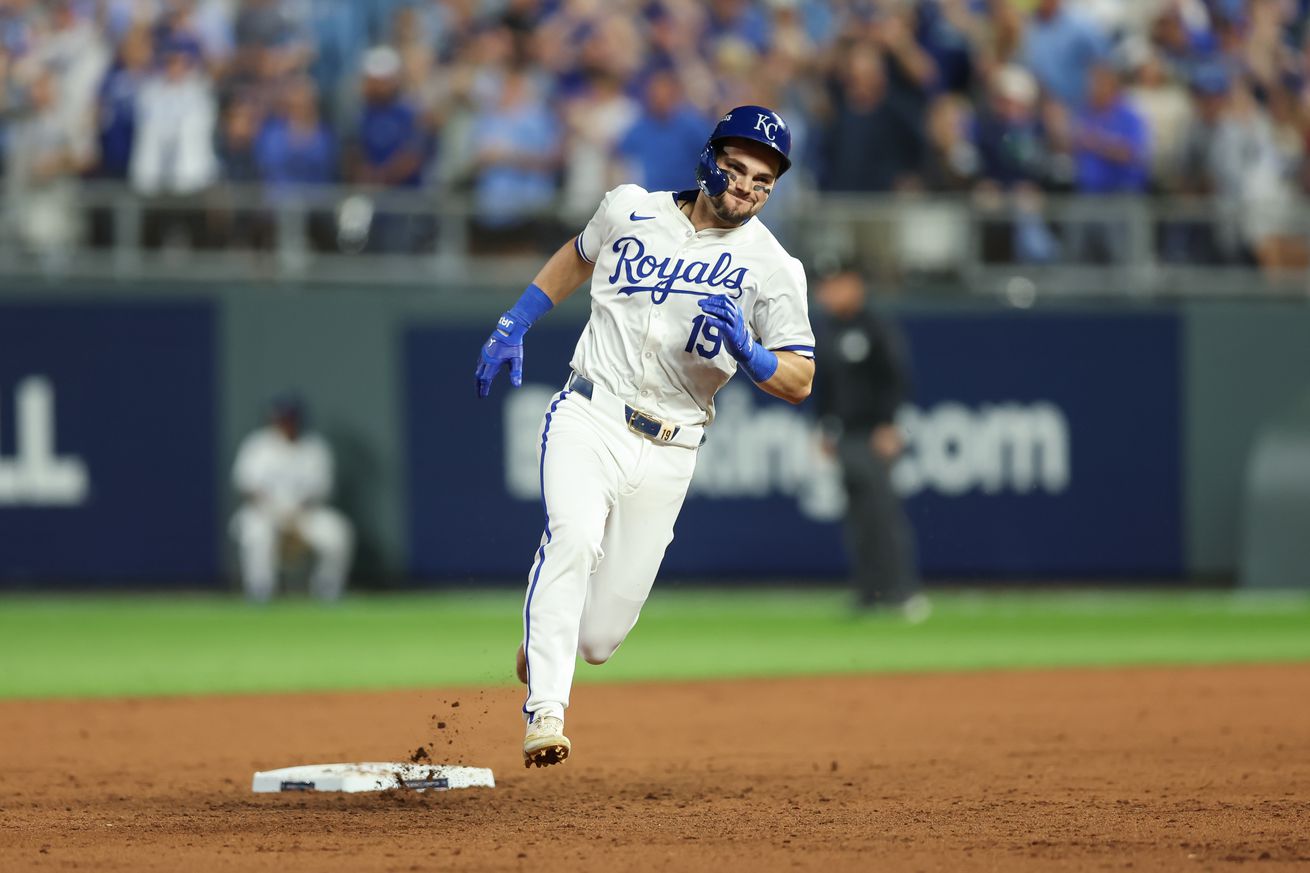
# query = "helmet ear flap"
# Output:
<box><xmin>695</xmin><ymin>143</ymin><xmax>728</xmax><ymax>197</ymax></box>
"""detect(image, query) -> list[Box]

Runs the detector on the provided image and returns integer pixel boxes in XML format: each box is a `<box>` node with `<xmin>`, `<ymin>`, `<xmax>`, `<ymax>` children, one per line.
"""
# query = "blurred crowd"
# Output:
<box><xmin>3</xmin><ymin>0</ymin><xmax>1310</xmax><ymax>268</ymax></box>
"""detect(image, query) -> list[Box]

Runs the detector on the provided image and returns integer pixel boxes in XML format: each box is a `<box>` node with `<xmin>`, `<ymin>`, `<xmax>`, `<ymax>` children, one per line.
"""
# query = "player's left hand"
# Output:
<box><xmin>475</xmin><ymin>315</ymin><xmax>526</xmax><ymax>398</ymax></box>
<box><xmin>697</xmin><ymin>295</ymin><xmax>755</xmax><ymax>361</ymax></box>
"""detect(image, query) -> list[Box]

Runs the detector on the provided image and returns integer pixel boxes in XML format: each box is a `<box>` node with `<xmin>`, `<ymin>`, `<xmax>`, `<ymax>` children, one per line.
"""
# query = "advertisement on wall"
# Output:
<box><xmin>0</xmin><ymin>301</ymin><xmax>218</xmax><ymax>585</ymax></box>
<box><xmin>405</xmin><ymin>310</ymin><xmax>1181</xmax><ymax>580</ymax></box>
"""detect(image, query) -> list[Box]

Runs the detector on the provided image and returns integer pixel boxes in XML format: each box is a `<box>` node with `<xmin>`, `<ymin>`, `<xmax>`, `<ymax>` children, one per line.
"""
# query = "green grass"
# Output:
<box><xmin>1</xmin><ymin>588</ymin><xmax>1308</xmax><ymax>699</ymax></box>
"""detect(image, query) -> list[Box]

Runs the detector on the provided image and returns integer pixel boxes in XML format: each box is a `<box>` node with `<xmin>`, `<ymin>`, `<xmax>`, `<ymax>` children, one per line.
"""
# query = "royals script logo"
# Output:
<box><xmin>608</xmin><ymin>236</ymin><xmax>748</xmax><ymax>304</ymax></box>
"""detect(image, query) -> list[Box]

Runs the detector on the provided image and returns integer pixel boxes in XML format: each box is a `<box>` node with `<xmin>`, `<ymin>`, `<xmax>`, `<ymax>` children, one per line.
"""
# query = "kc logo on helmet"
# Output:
<box><xmin>754</xmin><ymin>113</ymin><xmax>779</xmax><ymax>141</ymax></box>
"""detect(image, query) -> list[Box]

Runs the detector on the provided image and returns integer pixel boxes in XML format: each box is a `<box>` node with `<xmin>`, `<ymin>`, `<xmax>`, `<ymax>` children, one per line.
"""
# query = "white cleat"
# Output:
<box><xmin>523</xmin><ymin>715</ymin><xmax>570</xmax><ymax>769</ymax></box>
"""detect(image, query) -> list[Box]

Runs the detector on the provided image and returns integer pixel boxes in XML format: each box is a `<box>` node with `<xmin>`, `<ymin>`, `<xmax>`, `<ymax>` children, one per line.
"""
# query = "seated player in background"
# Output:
<box><xmin>230</xmin><ymin>395</ymin><xmax>354</xmax><ymax>602</ymax></box>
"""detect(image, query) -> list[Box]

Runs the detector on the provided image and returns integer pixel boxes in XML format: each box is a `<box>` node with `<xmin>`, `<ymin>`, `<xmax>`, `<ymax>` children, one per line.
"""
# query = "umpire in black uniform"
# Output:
<box><xmin>813</xmin><ymin>261</ymin><xmax>927</xmax><ymax>620</ymax></box>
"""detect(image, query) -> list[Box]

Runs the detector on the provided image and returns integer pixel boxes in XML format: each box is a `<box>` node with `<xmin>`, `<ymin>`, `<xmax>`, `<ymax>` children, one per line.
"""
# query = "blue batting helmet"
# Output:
<box><xmin>696</xmin><ymin>105</ymin><xmax>792</xmax><ymax>198</ymax></box>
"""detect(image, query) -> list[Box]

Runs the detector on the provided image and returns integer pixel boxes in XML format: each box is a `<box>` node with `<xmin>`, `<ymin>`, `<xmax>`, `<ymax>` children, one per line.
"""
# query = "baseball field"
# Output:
<box><xmin>3</xmin><ymin>588</ymin><xmax>1309</xmax><ymax>872</ymax></box>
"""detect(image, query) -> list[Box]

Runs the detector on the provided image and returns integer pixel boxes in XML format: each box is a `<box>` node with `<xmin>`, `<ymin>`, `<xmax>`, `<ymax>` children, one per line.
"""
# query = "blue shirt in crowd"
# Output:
<box><xmin>1074</xmin><ymin>98</ymin><xmax>1149</xmax><ymax>194</ymax></box>
<box><xmin>94</xmin><ymin>63</ymin><xmax>144</xmax><ymax>179</ymax></box>
<box><xmin>357</xmin><ymin>99</ymin><xmax>425</xmax><ymax>187</ymax></box>
<box><xmin>1022</xmin><ymin>8</ymin><xmax>1110</xmax><ymax>107</ymax></box>
<box><xmin>255</xmin><ymin>117</ymin><xmax>337</xmax><ymax>190</ymax></box>
<box><xmin>616</xmin><ymin>106</ymin><xmax>708</xmax><ymax>193</ymax></box>
<box><xmin>471</xmin><ymin>100</ymin><xmax>560</xmax><ymax>227</ymax></box>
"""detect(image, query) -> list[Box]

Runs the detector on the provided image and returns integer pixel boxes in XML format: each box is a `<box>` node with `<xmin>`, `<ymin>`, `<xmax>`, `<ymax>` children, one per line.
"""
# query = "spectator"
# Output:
<box><xmin>86</xmin><ymin>25</ymin><xmax>153</xmax><ymax>247</ymax></box>
<box><xmin>131</xmin><ymin>38</ymin><xmax>219</xmax><ymax>250</ymax></box>
<box><xmin>216</xmin><ymin>95</ymin><xmax>262</xmax><ymax>185</ymax></box>
<box><xmin>641</xmin><ymin>3</ymin><xmax>714</xmax><ymax>110</ymax></box>
<box><xmin>1022</xmin><ymin>0</ymin><xmax>1112</xmax><ymax>107</ymax></box>
<box><xmin>468</xmin><ymin>62</ymin><xmax>561</xmax><ymax>252</ymax></box>
<box><xmin>412</xmin><ymin>0</ymin><xmax>479</xmax><ymax>64</ymax></box>
<box><xmin>212</xmin><ymin>94</ymin><xmax>270</xmax><ymax>249</ymax></box>
<box><xmin>867</xmin><ymin>1</ymin><xmax>939</xmax><ymax>100</ymax></box>
<box><xmin>1188</xmin><ymin>68</ymin><xmax>1307</xmax><ymax>272</ymax></box>
<box><xmin>1067</xmin><ymin>62</ymin><xmax>1150</xmax><ymax>263</ymax></box>
<box><xmin>914</xmin><ymin>0</ymin><xmax>978</xmax><ymax>94</ymax></box>
<box><xmin>255</xmin><ymin>75</ymin><xmax>337</xmax><ymax>250</ymax></box>
<box><xmin>131</xmin><ymin>38</ymin><xmax>218</xmax><ymax>197</ymax></box>
<box><xmin>31</xmin><ymin>0</ymin><xmax>109</xmax><ymax>163</ymax></box>
<box><xmin>256</xmin><ymin>76</ymin><xmax>336</xmax><ymax>191</ymax></box>
<box><xmin>1160</xmin><ymin>62</ymin><xmax>1231</xmax><ymax>265</ymax></box>
<box><xmin>1126</xmin><ymin>48</ymin><xmax>1195</xmax><ymax>191</ymax></box>
<box><xmin>896</xmin><ymin>94</ymin><xmax>978</xmax><ymax>275</ymax></box>
<box><xmin>917</xmin><ymin>93</ymin><xmax>979</xmax><ymax>192</ymax></box>
<box><xmin>3</xmin><ymin>69</ymin><xmax>83</xmax><ymax>260</ymax></box>
<box><xmin>346</xmin><ymin>45</ymin><xmax>428</xmax><ymax>253</ymax></box>
<box><xmin>1149</xmin><ymin>2</ymin><xmax>1217</xmax><ymax>85</ymax></box>
<box><xmin>348</xmin><ymin>45</ymin><xmax>425</xmax><ymax>189</ymax></box>
<box><xmin>753</xmin><ymin>4</ymin><xmax>820</xmax><ymax>201</ymax></box>
<box><xmin>153</xmin><ymin>0</ymin><xmax>235</xmax><ymax>82</ymax></box>
<box><xmin>971</xmin><ymin>0</ymin><xmax>1025</xmax><ymax>72</ymax></box>
<box><xmin>231</xmin><ymin>395</ymin><xmax>354</xmax><ymax>603</ymax></box>
<box><xmin>304</xmin><ymin>0</ymin><xmax>369</xmax><ymax>118</ymax></box>
<box><xmin>614</xmin><ymin>68</ymin><xmax>708</xmax><ymax>193</ymax></box>
<box><xmin>818</xmin><ymin>41</ymin><xmax>923</xmax><ymax>192</ymax></box>
<box><xmin>812</xmin><ymin>260</ymin><xmax>927</xmax><ymax>622</ymax></box>
<box><xmin>704</xmin><ymin>0</ymin><xmax>772</xmax><ymax>54</ymax></box>
<box><xmin>498</xmin><ymin>0</ymin><xmax>547</xmax><ymax>62</ymax></box>
<box><xmin>559</xmin><ymin>69</ymin><xmax>639</xmax><ymax>224</ymax></box>
<box><xmin>1074</xmin><ymin>64</ymin><xmax>1150</xmax><ymax>195</ymax></box>
<box><xmin>972</xmin><ymin>65</ymin><xmax>1062</xmax><ymax>263</ymax></box>
<box><xmin>232</xmin><ymin>0</ymin><xmax>311</xmax><ymax>88</ymax></box>
<box><xmin>91</xmin><ymin>25</ymin><xmax>153</xmax><ymax>182</ymax></box>
<box><xmin>706</xmin><ymin>35</ymin><xmax>761</xmax><ymax>112</ymax></box>
<box><xmin>973</xmin><ymin>64</ymin><xmax>1048</xmax><ymax>188</ymax></box>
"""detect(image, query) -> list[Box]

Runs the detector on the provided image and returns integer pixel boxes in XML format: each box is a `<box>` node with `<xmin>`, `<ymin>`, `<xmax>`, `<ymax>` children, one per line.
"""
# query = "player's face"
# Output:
<box><xmin>709</xmin><ymin>141</ymin><xmax>781</xmax><ymax>225</ymax></box>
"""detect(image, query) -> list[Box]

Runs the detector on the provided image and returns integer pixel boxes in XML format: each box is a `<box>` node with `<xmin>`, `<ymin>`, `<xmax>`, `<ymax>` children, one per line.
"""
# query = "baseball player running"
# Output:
<box><xmin>475</xmin><ymin>106</ymin><xmax>815</xmax><ymax>768</ymax></box>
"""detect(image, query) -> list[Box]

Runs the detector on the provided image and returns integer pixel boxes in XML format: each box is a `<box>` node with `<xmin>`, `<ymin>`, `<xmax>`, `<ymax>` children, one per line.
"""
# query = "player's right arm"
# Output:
<box><xmin>529</xmin><ymin>235</ymin><xmax>594</xmax><ymax>305</ymax></box>
<box><xmin>474</xmin><ymin>235</ymin><xmax>593</xmax><ymax>398</ymax></box>
<box><xmin>475</xmin><ymin>185</ymin><xmax>639</xmax><ymax>398</ymax></box>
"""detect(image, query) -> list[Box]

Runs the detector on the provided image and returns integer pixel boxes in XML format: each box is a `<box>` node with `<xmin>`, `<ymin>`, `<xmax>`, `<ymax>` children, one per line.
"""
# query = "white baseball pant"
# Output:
<box><xmin>231</xmin><ymin>504</ymin><xmax>355</xmax><ymax>601</ymax></box>
<box><xmin>521</xmin><ymin>383</ymin><xmax>698</xmax><ymax>722</ymax></box>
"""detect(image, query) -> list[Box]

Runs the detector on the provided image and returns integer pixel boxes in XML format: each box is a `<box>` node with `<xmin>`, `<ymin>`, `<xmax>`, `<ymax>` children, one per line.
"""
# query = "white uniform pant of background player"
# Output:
<box><xmin>231</xmin><ymin>505</ymin><xmax>354</xmax><ymax>601</ymax></box>
<box><xmin>522</xmin><ymin>389</ymin><xmax>697</xmax><ymax>722</ymax></box>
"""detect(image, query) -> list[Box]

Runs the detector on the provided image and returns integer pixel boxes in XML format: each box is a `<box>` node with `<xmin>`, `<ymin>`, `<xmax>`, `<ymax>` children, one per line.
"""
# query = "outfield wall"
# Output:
<box><xmin>1</xmin><ymin>282</ymin><xmax>1307</xmax><ymax>587</ymax></box>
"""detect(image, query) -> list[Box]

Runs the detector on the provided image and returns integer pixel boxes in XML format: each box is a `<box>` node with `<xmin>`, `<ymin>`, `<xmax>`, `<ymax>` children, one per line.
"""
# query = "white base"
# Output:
<box><xmin>252</xmin><ymin>762</ymin><xmax>495</xmax><ymax>793</ymax></box>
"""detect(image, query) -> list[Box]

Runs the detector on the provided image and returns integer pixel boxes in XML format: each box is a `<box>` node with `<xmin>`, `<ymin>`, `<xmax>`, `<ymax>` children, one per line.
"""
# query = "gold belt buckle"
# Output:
<box><xmin>627</xmin><ymin>408</ymin><xmax>678</xmax><ymax>442</ymax></box>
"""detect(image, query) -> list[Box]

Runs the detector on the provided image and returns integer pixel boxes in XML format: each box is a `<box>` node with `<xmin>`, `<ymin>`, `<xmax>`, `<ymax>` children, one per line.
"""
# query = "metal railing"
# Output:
<box><xmin>2</xmin><ymin>181</ymin><xmax>1308</xmax><ymax>299</ymax></box>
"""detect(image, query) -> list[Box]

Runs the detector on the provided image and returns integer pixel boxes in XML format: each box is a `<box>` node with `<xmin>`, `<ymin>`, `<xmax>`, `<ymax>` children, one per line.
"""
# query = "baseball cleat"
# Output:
<box><xmin>523</xmin><ymin>715</ymin><xmax>570</xmax><ymax>768</ymax></box>
<box><xmin>515</xmin><ymin>643</ymin><xmax>527</xmax><ymax>684</ymax></box>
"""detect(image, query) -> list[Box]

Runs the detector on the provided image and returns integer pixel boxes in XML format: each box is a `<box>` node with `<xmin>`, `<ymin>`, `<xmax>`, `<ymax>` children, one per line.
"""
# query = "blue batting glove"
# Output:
<box><xmin>697</xmin><ymin>295</ymin><xmax>756</xmax><ymax>360</ymax></box>
<box><xmin>476</xmin><ymin>315</ymin><xmax>526</xmax><ymax>398</ymax></box>
<box><xmin>697</xmin><ymin>294</ymin><xmax>778</xmax><ymax>383</ymax></box>
<box><xmin>476</xmin><ymin>284</ymin><xmax>554</xmax><ymax>398</ymax></box>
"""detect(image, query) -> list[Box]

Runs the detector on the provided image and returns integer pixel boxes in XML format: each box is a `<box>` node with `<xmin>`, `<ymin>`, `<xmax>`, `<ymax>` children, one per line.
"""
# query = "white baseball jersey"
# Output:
<box><xmin>232</xmin><ymin>427</ymin><xmax>335</xmax><ymax>523</ymax></box>
<box><xmin>571</xmin><ymin>184</ymin><xmax>815</xmax><ymax>426</ymax></box>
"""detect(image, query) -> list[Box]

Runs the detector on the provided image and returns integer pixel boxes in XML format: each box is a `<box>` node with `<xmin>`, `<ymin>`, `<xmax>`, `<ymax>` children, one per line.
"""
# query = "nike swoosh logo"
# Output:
<box><xmin>629</xmin><ymin>212</ymin><xmax>656</xmax><ymax>221</ymax></box>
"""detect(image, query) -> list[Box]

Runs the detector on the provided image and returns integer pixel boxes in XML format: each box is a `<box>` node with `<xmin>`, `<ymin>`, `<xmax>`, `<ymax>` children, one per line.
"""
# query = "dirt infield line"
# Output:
<box><xmin>2</xmin><ymin>664</ymin><xmax>1308</xmax><ymax>872</ymax></box>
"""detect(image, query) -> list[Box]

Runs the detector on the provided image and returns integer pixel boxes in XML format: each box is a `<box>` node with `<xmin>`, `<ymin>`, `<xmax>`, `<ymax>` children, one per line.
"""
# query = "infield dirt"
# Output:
<box><xmin>2</xmin><ymin>664</ymin><xmax>1308</xmax><ymax>872</ymax></box>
